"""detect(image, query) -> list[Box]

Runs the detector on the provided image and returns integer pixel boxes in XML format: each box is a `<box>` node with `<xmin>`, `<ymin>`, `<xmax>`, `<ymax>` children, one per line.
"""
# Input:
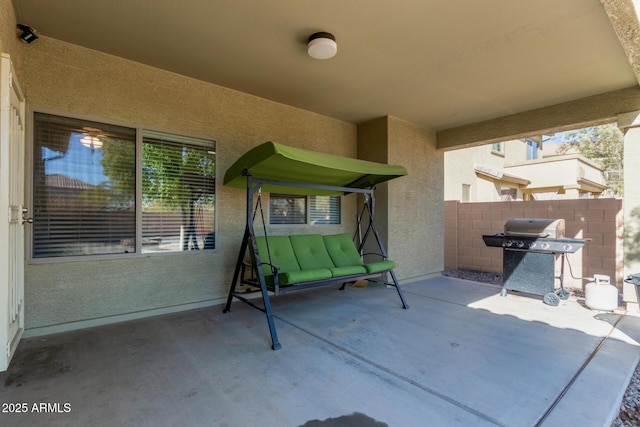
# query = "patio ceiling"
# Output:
<box><xmin>11</xmin><ymin>0</ymin><xmax>640</xmax><ymax>132</ymax></box>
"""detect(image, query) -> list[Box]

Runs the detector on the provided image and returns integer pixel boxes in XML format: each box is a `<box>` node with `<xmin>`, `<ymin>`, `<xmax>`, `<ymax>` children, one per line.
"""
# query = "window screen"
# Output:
<box><xmin>269</xmin><ymin>195</ymin><xmax>307</xmax><ymax>224</ymax></box>
<box><xmin>141</xmin><ymin>131</ymin><xmax>216</xmax><ymax>252</ymax></box>
<box><xmin>269</xmin><ymin>195</ymin><xmax>340</xmax><ymax>225</ymax></box>
<box><xmin>33</xmin><ymin>113</ymin><xmax>136</xmax><ymax>258</ymax></box>
<box><xmin>32</xmin><ymin>113</ymin><xmax>216</xmax><ymax>259</ymax></box>
<box><xmin>310</xmin><ymin>196</ymin><xmax>340</xmax><ymax>224</ymax></box>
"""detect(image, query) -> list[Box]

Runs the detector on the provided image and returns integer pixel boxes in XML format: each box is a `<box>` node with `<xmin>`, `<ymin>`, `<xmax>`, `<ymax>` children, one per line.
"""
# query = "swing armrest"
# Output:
<box><xmin>243</xmin><ymin>259</ymin><xmax>280</xmax><ymax>280</ymax></box>
<box><xmin>258</xmin><ymin>261</ymin><xmax>280</xmax><ymax>275</ymax></box>
<box><xmin>258</xmin><ymin>262</ymin><xmax>281</xmax><ymax>289</ymax></box>
<box><xmin>259</xmin><ymin>262</ymin><xmax>281</xmax><ymax>285</ymax></box>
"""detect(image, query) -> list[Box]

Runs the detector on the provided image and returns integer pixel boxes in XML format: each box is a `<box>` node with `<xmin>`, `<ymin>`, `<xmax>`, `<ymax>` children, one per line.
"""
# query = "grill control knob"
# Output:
<box><xmin>516</xmin><ymin>241</ymin><xmax>525</xmax><ymax>248</ymax></box>
<box><xmin>541</xmin><ymin>242</ymin><xmax>550</xmax><ymax>250</ymax></box>
<box><xmin>563</xmin><ymin>244</ymin><xmax>572</xmax><ymax>252</ymax></box>
<box><xmin>505</xmin><ymin>240</ymin><xmax>514</xmax><ymax>247</ymax></box>
<box><xmin>529</xmin><ymin>241</ymin><xmax>536</xmax><ymax>249</ymax></box>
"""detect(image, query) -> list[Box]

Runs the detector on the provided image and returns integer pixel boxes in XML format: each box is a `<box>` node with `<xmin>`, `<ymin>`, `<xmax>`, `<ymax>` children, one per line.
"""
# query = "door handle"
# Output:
<box><xmin>22</xmin><ymin>208</ymin><xmax>33</xmax><ymax>225</ymax></box>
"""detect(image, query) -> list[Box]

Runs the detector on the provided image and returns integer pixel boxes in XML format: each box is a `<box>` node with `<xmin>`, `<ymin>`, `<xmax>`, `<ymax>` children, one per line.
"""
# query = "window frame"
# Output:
<box><xmin>268</xmin><ymin>194</ymin><xmax>341</xmax><ymax>227</ymax></box>
<box><xmin>28</xmin><ymin>109</ymin><xmax>218</xmax><ymax>264</ymax></box>
<box><xmin>491</xmin><ymin>142</ymin><xmax>504</xmax><ymax>156</ymax></box>
<box><xmin>525</xmin><ymin>139</ymin><xmax>539</xmax><ymax>160</ymax></box>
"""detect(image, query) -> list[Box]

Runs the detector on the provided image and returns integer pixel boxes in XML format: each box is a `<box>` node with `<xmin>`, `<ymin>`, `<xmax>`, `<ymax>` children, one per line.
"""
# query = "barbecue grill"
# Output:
<box><xmin>483</xmin><ymin>218</ymin><xmax>588</xmax><ymax>306</ymax></box>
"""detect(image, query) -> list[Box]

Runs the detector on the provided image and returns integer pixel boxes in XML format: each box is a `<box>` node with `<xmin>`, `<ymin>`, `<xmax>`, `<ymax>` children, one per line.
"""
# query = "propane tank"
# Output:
<box><xmin>585</xmin><ymin>274</ymin><xmax>618</xmax><ymax>311</ymax></box>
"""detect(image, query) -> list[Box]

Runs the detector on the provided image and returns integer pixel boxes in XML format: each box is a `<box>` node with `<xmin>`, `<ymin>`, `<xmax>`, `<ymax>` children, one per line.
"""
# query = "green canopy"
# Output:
<box><xmin>223</xmin><ymin>141</ymin><xmax>407</xmax><ymax>195</ymax></box>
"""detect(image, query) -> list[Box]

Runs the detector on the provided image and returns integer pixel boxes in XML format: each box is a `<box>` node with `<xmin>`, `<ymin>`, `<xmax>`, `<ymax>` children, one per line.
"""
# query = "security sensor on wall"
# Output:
<box><xmin>17</xmin><ymin>24</ymin><xmax>38</xmax><ymax>44</ymax></box>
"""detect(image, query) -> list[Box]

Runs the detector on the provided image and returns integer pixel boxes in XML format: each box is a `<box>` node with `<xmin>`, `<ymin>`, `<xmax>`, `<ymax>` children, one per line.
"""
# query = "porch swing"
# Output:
<box><xmin>222</xmin><ymin>141</ymin><xmax>409</xmax><ymax>350</ymax></box>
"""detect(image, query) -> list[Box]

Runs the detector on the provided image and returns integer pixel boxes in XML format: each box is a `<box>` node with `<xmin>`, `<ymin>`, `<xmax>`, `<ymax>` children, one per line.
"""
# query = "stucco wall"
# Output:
<box><xmin>0</xmin><ymin>0</ymin><xmax>21</xmax><ymax>70</ymax></box>
<box><xmin>18</xmin><ymin>36</ymin><xmax>361</xmax><ymax>330</ymax></box>
<box><xmin>506</xmin><ymin>156</ymin><xmax>605</xmax><ymax>190</ymax></box>
<box><xmin>444</xmin><ymin>139</ymin><xmax>525</xmax><ymax>202</ymax></box>
<box><xmin>387</xmin><ymin>117</ymin><xmax>443</xmax><ymax>280</ymax></box>
<box><xmin>357</xmin><ymin>116</ymin><xmax>443</xmax><ymax>281</ymax></box>
<box><xmin>444</xmin><ymin>199</ymin><xmax>624</xmax><ymax>289</ymax></box>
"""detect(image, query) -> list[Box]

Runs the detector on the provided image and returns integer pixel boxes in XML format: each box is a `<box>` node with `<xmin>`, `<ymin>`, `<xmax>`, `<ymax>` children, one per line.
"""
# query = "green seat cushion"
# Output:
<box><xmin>290</xmin><ymin>234</ymin><xmax>336</xmax><ymax>270</ymax></box>
<box><xmin>323</xmin><ymin>233</ymin><xmax>365</xmax><ymax>267</ymax></box>
<box><xmin>330</xmin><ymin>265</ymin><xmax>368</xmax><ymax>277</ymax></box>
<box><xmin>254</xmin><ymin>236</ymin><xmax>300</xmax><ymax>278</ymax></box>
<box><xmin>279</xmin><ymin>268</ymin><xmax>333</xmax><ymax>285</ymax></box>
<box><xmin>364</xmin><ymin>259</ymin><xmax>396</xmax><ymax>273</ymax></box>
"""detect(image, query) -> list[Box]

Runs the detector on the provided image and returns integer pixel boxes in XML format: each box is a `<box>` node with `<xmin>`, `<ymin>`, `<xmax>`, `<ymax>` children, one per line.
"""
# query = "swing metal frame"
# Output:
<box><xmin>223</xmin><ymin>170</ymin><xmax>409</xmax><ymax>350</ymax></box>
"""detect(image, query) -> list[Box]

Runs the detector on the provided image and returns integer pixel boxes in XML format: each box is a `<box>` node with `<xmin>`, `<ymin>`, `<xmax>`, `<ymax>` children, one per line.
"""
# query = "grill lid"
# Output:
<box><xmin>503</xmin><ymin>218</ymin><xmax>565</xmax><ymax>238</ymax></box>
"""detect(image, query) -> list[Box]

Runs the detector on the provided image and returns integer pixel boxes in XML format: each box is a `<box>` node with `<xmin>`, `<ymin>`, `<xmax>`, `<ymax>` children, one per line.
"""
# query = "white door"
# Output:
<box><xmin>0</xmin><ymin>53</ymin><xmax>26</xmax><ymax>372</ymax></box>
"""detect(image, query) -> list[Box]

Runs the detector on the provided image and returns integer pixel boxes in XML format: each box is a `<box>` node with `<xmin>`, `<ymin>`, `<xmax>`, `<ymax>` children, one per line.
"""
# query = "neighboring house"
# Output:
<box><xmin>444</xmin><ymin>139</ymin><xmax>607</xmax><ymax>202</ymax></box>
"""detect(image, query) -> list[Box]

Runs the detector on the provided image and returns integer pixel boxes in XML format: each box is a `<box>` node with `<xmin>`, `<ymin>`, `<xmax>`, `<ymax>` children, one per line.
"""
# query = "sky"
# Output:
<box><xmin>42</xmin><ymin>133</ymin><xmax>107</xmax><ymax>186</ymax></box>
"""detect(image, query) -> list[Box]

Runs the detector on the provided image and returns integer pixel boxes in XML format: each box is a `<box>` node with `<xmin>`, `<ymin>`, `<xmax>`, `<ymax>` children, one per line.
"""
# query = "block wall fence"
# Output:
<box><xmin>443</xmin><ymin>199</ymin><xmax>624</xmax><ymax>289</ymax></box>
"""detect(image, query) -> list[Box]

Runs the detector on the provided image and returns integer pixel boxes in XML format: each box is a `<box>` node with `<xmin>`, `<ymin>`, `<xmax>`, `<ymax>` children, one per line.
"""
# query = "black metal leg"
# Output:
<box><xmin>389</xmin><ymin>270</ymin><xmax>409</xmax><ymax>309</ymax></box>
<box><xmin>258</xmin><ymin>280</ymin><xmax>282</xmax><ymax>350</ymax></box>
<box><xmin>224</xmin><ymin>229</ymin><xmax>250</xmax><ymax>313</ymax></box>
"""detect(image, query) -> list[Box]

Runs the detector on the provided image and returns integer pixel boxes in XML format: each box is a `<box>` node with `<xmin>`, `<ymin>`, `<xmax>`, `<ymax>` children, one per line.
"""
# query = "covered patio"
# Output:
<box><xmin>2</xmin><ymin>276</ymin><xmax>639</xmax><ymax>427</ymax></box>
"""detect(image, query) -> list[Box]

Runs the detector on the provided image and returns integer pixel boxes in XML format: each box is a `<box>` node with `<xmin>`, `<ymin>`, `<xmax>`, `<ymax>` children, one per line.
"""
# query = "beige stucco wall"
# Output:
<box><xmin>0</xmin><ymin>0</ymin><xmax>21</xmax><ymax>70</ymax></box>
<box><xmin>387</xmin><ymin>117</ymin><xmax>443</xmax><ymax>280</ymax></box>
<box><xmin>444</xmin><ymin>139</ymin><xmax>525</xmax><ymax>202</ymax></box>
<box><xmin>619</xmin><ymin>112</ymin><xmax>640</xmax><ymax>311</ymax></box>
<box><xmin>444</xmin><ymin>145</ymin><xmax>496</xmax><ymax>201</ymax></box>
<box><xmin>18</xmin><ymin>36</ymin><xmax>362</xmax><ymax>330</ymax></box>
<box><xmin>506</xmin><ymin>155</ymin><xmax>606</xmax><ymax>192</ymax></box>
<box><xmin>358</xmin><ymin>116</ymin><xmax>443</xmax><ymax>281</ymax></box>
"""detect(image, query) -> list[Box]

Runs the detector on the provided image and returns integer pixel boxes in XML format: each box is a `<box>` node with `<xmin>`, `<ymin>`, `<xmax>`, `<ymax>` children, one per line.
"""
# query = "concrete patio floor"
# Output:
<box><xmin>1</xmin><ymin>276</ymin><xmax>640</xmax><ymax>427</ymax></box>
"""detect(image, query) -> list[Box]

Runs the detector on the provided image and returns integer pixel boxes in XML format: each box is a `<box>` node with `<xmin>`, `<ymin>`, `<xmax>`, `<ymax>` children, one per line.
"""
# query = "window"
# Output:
<box><xmin>310</xmin><ymin>195</ymin><xmax>340</xmax><ymax>225</ymax></box>
<box><xmin>491</xmin><ymin>142</ymin><xmax>504</xmax><ymax>154</ymax></box>
<box><xmin>526</xmin><ymin>139</ymin><xmax>538</xmax><ymax>160</ymax></box>
<box><xmin>461</xmin><ymin>184</ymin><xmax>471</xmax><ymax>202</ymax></box>
<box><xmin>33</xmin><ymin>113</ymin><xmax>136</xmax><ymax>258</ymax></box>
<box><xmin>269</xmin><ymin>195</ymin><xmax>340</xmax><ymax>225</ymax></box>
<box><xmin>141</xmin><ymin>131</ymin><xmax>216</xmax><ymax>253</ymax></box>
<box><xmin>32</xmin><ymin>112</ymin><xmax>216</xmax><ymax>259</ymax></box>
<box><xmin>500</xmin><ymin>188</ymin><xmax>517</xmax><ymax>201</ymax></box>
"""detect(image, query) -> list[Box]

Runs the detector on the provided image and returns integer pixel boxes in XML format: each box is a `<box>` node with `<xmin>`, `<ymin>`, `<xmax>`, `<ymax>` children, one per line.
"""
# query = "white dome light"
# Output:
<box><xmin>307</xmin><ymin>32</ymin><xmax>337</xmax><ymax>60</ymax></box>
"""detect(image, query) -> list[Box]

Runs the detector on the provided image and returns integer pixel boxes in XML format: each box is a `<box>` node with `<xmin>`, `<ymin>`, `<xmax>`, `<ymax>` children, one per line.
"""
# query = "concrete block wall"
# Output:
<box><xmin>444</xmin><ymin>199</ymin><xmax>624</xmax><ymax>290</ymax></box>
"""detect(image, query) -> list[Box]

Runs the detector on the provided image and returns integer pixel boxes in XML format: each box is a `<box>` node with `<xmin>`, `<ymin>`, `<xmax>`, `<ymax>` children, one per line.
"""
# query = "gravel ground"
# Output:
<box><xmin>441</xmin><ymin>269</ymin><xmax>640</xmax><ymax>426</ymax></box>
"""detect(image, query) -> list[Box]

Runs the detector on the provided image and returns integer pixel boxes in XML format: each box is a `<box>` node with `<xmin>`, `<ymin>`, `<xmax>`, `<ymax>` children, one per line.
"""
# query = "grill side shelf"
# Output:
<box><xmin>482</xmin><ymin>234</ymin><xmax>588</xmax><ymax>254</ymax></box>
<box><xmin>482</xmin><ymin>234</ymin><xmax>506</xmax><ymax>248</ymax></box>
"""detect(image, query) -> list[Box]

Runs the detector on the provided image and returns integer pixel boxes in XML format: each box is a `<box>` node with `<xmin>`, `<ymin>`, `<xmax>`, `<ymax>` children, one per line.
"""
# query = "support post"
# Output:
<box><xmin>619</xmin><ymin>111</ymin><xmax>640</xmax><ymax>312</ymax></box>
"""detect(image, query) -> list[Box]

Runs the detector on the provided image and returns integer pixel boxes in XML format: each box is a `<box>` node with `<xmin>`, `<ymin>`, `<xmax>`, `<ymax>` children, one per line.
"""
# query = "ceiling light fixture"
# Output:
<box><xmin>80</xmin><ymin>127</ymin><xmax>105</xmax><ymax>151</ymax></box>
<box><xmin>307</xmin><ymin>32</ymin><xmax>337</xmax><ymax>60</ymax></box>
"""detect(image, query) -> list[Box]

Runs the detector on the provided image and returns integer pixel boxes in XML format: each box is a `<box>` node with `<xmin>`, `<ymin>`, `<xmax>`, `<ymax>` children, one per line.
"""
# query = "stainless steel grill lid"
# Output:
<box><xmin>503</xmin><ymin>218</ymin><xmax>565</xmax><ymax>238</ymax></box>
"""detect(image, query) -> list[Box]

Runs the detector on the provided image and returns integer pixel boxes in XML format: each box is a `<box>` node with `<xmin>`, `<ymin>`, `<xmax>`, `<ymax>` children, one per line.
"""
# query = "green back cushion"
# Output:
<box><xmin>289</xmin><ymin>234</ymin><xmax>336</xmax><ymax>270</ymax></box>
<box><xmin>254</xmin><ymin>236</ymin><xmax>300</xmax><ymax>277</ymax></box>
<box><xmin>253</xmin><ymin>233</ymin><xmax>393</xmax><ymax>285</ymax></box>
<box><xmin>323</xmin><ymin>233</ymin><xmax>364</xmax><ymax>267</ymax></box>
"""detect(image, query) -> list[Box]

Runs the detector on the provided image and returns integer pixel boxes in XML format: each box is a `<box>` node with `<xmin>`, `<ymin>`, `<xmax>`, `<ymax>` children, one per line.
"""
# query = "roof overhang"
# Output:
<box><xmin>474</xmin><ymin>164</ymin><xmax>530</xmax><ymax>186</ymax></box>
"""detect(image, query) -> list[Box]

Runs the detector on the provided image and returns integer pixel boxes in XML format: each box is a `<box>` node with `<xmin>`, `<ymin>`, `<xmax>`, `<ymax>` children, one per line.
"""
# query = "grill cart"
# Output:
<box><xmin>483</xmin><ymin>218</ymin><xmax>587</xmax><ymax>306</ymax></box>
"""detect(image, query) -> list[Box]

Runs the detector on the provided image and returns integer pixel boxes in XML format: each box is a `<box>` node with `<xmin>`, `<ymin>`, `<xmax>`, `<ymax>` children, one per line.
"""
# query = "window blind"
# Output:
<box><xmin>269</xmin><ymin>195</ymin><xmax>340</xmax><ymax>225</ymax></box>
<box><xmin>269</xmin><ymin>195</ymin><xmax>307</xmax><ymax>224</ymax></box>
<box><xmin>141</xmin><ymin>131</ymin><xmax>216</xmax><ymax>252</ymax></box>
<box><xmin>33</xmin><ymin>113</ymin><xmax>136</xmax><ymax>258</ymax></box>
<box><xmin>310</xmin><ymin>196</ymin><xmax>340</xmax><ymax>224</ymax></box>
